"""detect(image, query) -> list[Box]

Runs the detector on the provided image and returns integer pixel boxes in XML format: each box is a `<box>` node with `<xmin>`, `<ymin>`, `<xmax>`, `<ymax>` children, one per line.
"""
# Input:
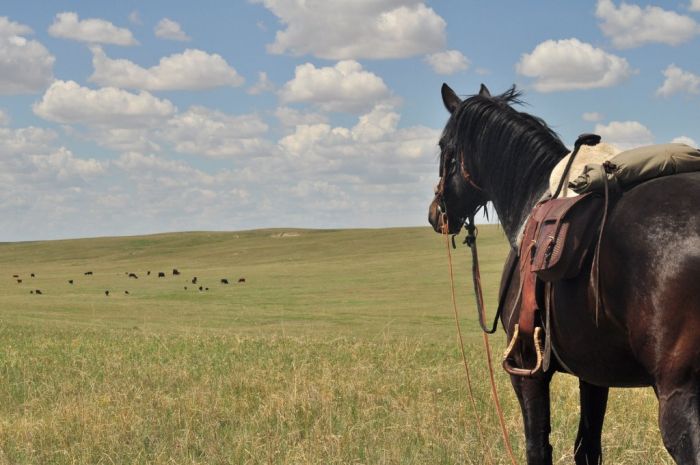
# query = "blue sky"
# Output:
<box><xmin>1</xmin><ymin>0</ymin><xmax>699</xmax><ymax>241</ymax></box>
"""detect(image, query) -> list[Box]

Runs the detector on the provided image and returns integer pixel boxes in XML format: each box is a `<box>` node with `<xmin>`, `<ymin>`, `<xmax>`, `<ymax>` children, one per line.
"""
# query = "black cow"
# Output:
<box><xmin>12</xmin><ymin>274</ymin><xmax>18</xmax><ymax>278</ymax></box>
<box><xmin>238</xmin><ymin>278</ymin><xmax>246</xmax><ymax>283</ymax></box>
<box><xmin>124</xmin><ymin>290</ymin><xmax>129</xmax><ymax>295</ymax></box>
<box><xmin>191</xmin><ymin>277</ymin><xmax>198</xmax><ymax>284</ymax></box>
<box><xmin>158</xmin><ymin>272</ymin><xmax>165</xmax><ymax>278</ymax></box>
<box><xmin>105</xmin><ymin>290</ymin><xmax>109</xmax><ymax>296</ymax></box>
<box><xmin>184</xmin><ymin>286</ymin><xmax>188</xmax><ymax>290</ymax></box>
<box><xmin>35</xmin><ymin>289</ymin><xmax>42</xmax><ymax>295</ymax></box>
<box><xmin>220</xmin><ymin>278</ymin><xmax>229</xmax><ymax>284</ymax></box>
<box><xmin>147</xmin><ymin>271</ymin><xmax>151</xmax><ymax>276</ymax></box>
<box><xmin>198</xmin><ymin>286</ymin><xmax>203</xmax><ymax>291</ymax></box>
<box><xmin>128</xmin><ymin>273</ymin><xmax>138</xmax><ymax>279</ymax></box>
<box><xmin>16</xmin><ymin>279</ymin><xmax>22</xmax><ymax>283</ymax></box>
<box><xmin>68</xmin><ymin>279</ymin><xmax>74</xmax><ymax>284</ymax></box>
<box><xmin>84</xmin><ymin>271</ymin><xmax>93</xmax><ymax>275</ymax></box>
<box><xmin>30</xmin><ymin>273</ymin><xmax>35</xmax><ymax>278</ymax></box>
<box><xmin>173</xmin><ymin>269</ymin><xmax>180</xmax><ymax>275</ymax></box>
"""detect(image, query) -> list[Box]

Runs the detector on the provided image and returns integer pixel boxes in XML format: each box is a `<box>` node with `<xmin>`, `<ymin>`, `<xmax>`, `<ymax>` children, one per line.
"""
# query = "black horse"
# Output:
<box><xmin>428</xmin><ymin>83</ymin><xmax>700</xmax><ymax>465</ymax></box>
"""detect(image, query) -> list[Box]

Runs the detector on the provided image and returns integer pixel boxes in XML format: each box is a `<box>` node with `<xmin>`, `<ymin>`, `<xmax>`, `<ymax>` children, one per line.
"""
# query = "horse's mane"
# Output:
<box><xmin>442</xmin><ymin>86</ymin><xmax>569</xmax><ymax>239</ymax></box>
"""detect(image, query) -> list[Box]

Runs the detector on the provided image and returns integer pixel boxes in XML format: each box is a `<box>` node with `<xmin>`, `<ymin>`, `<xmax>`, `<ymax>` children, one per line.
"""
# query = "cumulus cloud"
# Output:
<box><xmin>279</xmin><ymin>60</ymin><xmax>392</xmax><ymax>113</ymax></box>
<box><xmin>691</xmin><ymin>0</ymin><xmax>700</xmax><ymax>11</ymax></box>
<box><xmin>0</xmin><ymin>17</ymin><xmax>54</xmax><ymax>95</ymax></box>
<box><xmin>0</xmin><ymin>126</ymin><xmax>57</xmax><ymax>156</ymax></box>
<box><xmin>516</xmin><ymin>38</ymin><xmax>634</xmax><ymax>92</ymax></box>
<box><xmin>656</xmin><ymin>64</ymin><xmax>700</xmax><ymax>97</ymax></box>
<box><xmin>89</xmin><ymin>46</ymin><xmax>244</xmax><ymax>91</ymax></box>
<box><xmin>248</xmin><ymin>72</ymin><xmax>275</xmax><ymax>95</ymax></box>
<box><xmin>671</xmin><ymin>136</ymin><xmax>697</xmax><ymax>147</ymax></box>
<box><xmin>154</xmin><ymin>18</ymin><xmax>191</xmax><ymax>41</ymax></box>
<box><xmin>33</xmin><ymin>80</ymin><xmax>176</xmax><ymax>127</ymax></box>
<box><xmin>275</xmin><ymin>106</ymin><xmax>328</xmax><ymax>127</ymax></box>
<box><xmin>88</xmin><ymin>127</ymin><xmax>161</xmax><ymax>153</ymax></box>
<box><xmin>48</xmin><ymin>12</ymin><xmax>137</xmax><ymax>45</ymax></box>
<box><xmin>424</xmin><ymin>50</ymin><xmax>470</xmax><ymax>75</ymax></box>
<box><xmin>351</xmin><ymin>104</ymin><xmax>400</xmax><ymax>142</ymax></box>
<box><xmin>28</xmin><ymin>147</ymin><xmax>106</xmax><ymax>181</ymax></box>
<box><xmin>254</xmin><ymin>0</ymin><xmax>446</xmax><ymax>59</ymax></box>
<box><xmin>594</xmin><ymin>120</ymin><xmax>654</xmax><ymax>149</ymax></box>
<box><xmin>278</xmin><ymin>104</ymin><xmax>439</xmax><ymax>162</ymax></box>
<box><xmin>161</xmin><ymin>106</ymin><xmax>271</xmax><ymax>158</ymax></box>
<box><xmin>596</xmin><ymin>0</ymin><xmax>699</xmax><ymax>48</ymax></box>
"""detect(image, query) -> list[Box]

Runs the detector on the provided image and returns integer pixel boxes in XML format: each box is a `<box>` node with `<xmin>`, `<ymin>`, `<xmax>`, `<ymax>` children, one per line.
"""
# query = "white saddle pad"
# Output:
<box><xmin>549</xmin><ymin>143</ymin><xmax>621</xmax><ymax>198</ymax></box>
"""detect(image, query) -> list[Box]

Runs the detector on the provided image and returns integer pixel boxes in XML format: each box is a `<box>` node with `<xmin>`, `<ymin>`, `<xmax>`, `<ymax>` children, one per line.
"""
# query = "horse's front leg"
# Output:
<box><xmin>510</xmin><ymin>371</ymin><xmax>554</xmax><ymax>465</ymax></box>
<box><xmin>574</xmin><ymin>380</ymin><xmax>608</xmax><ymax>465</ymax></box>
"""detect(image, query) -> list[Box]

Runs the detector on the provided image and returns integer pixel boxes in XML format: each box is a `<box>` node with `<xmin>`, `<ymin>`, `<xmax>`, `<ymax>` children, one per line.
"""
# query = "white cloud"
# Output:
<box><xmin>28</xmin><ymin>147</ymin><xmax>106</xmax><ymax>181</ymax></box>
<box><xmin>594</xmin><ymin>120</ymin><xmax>654</xmax><ymax>149</ymax></box>
<box><xmin>248</xmin><ymin>72</ymin><xmax>275</xmax><ymax>95</ymax></box>
<box><xmin>114</xmin><ymin>151</ymin><xmax>192</xmax><ymax>175</ymax></box>
<box><xmin>154</xmin><ymin>18</ymin><xmax>191</xmax><ymax>41</ymax></box>
<box><xmin>89</xmin><ymin>128</ymin><xmax>161</xmax><ymax>152</ymax></box>
<box><xmin>691</xmin><ymin>0</ymin><xmax>700</xmax><ymax>12</ymax></box>
<box><xmin>161</xmin><ymin>106</ymin><xmax>271</xmax><ymax>158</ymax></box>
<box><xmin>255</xmin><ymin>0</ymin><xmax>446</xmax><ymax>59</ymax></box>
<box><xmin>89</xmin><ymin>47</ymin><xmax>244</xmax><ymax>91</ymax></box>
<box><xmin>424</xmin><ymin>50</ymin><xmax>470</xmax><ymax>75</ymax></box>
<box><xmin>672</xmin><ymin>136</ymin><xmax>697</xmax><ymax>147</ymax></box>
<box><xmin>351</xmin><ymin>104</ymin><xmax>399</xmax><ymax>142</ymax></box>
<box><xmin>48</xmin><ymin>12</ymin><xmax>137</xmax><ymax>45</ymax></box>
<box><xmin>33</xmin><ymin>80</ymin><xmax>176</xmax><ymax>127</ymax></box>
<box><xmin>582</xmin><ymin>112</ymin><xmax>604</xmax><ymax>122</ymax></box>
<box><xmin>278</xmin><ymin>104</ymin><xmax>439</xmax><ymax>162</ymax></box>
<box><xmin>0</xmin><ymin>17</ymin><xmax>54</xmax><ymax>95</ymax></box>
<box><xmin>0</xmin><ymin>16</ymin><xmax>32</xmax><ymax>36</ymax></box>
<box><xmin>516</xmin><ymin>38</ymin><xmax>634</xmax><ymax>92</ymax></box>
<box><xmin>596</xmin><ymin>0</ymin><xmax>699</xmax><ymax>48</ymax></box>
<box><xmin>656</xmin><ymin>64</ymin><xmax>700</xmax><ymax>97</ymax></box>
<box><xmin>280</xmin><ymin>60</ymin><xmax>392</xmax><ymax>113</ymax></box>
<box><xmin>0</xmin><ymin>126</ymin><xmax>57</xmax><ymax>156</ymax></box>
<box><xmin>275</xmin><ymin>106</ymin><xmax>328</xmax><ymax>127</ymax></box>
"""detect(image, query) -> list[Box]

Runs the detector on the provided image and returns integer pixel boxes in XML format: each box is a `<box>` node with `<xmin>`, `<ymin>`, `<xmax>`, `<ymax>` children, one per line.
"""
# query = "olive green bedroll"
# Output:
<box><xmin>569</xmin><ymin>143</ymin><xmax>700</xmax><ymax>195</ymax></box>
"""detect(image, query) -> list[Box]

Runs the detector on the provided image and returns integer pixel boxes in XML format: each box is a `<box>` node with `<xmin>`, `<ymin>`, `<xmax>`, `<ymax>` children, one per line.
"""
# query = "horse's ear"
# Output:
<box><xmin>441</xmin><ymin>83</ymin><xmax>461</xmax><ymax>114</ymax></box>
<box><xmin>479</xmin><ymin>83</ymin><xmax>491</xmax><ymax>98</ymax></box>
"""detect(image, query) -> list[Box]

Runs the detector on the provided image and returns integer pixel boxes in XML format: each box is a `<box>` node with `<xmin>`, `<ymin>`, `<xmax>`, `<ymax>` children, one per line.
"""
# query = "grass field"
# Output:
<box><xmin>0</xmin><ymin>227</ymin><xmax>670</xmax><ymax>464</ymax></box>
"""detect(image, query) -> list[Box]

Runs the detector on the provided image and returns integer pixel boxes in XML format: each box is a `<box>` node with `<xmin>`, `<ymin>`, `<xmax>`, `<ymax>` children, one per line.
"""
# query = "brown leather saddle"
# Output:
<box><xmin>503</xmin><ymin>192</ymin><xmax>603</xmax><ymax>377</ymax></box>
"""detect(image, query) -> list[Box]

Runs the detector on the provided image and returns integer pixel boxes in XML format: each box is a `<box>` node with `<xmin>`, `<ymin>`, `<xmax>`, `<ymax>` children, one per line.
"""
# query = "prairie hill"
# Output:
<box><xmin>0</xmin><ymin>226</ymin><xmax>510</xmax><ymax>340</ymax></box>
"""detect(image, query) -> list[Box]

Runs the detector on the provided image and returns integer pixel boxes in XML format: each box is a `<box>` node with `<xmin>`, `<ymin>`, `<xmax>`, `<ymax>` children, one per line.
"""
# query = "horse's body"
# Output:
<box><xmin>428</xmin><ymin>84</ymin><xmax>700</xmax><ymax>465</ymax></box>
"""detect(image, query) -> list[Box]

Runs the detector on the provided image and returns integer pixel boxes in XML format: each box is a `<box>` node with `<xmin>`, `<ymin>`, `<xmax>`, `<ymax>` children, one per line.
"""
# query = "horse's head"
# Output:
<box><xmin>428</xmin><ymin>83</ymin><xmax>490</xmax><ymax>234</ymax></box>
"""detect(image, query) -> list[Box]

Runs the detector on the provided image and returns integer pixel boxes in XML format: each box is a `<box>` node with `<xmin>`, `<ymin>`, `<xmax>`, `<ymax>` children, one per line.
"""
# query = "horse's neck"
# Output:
<box><xmin>484</xmin><ymin>147</ymin><xmax>565</xmax><ymax>248</ymax></box>
<box><xmin>492</xmin><ymin>180</ymin><xmax>550</xmax><ymax>248</ymax></box>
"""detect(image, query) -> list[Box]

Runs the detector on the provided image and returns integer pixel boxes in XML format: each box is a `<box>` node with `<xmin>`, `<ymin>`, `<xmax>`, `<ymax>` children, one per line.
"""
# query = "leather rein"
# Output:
<box><xmin>435</xmin><ymin>153</ymin><xmax>517</xmax><ymax>335</ymax></box>
<box><xmin>437</xmin><ymin>156</ymin><xmax>520</xmax><ymax>465</ymax></box>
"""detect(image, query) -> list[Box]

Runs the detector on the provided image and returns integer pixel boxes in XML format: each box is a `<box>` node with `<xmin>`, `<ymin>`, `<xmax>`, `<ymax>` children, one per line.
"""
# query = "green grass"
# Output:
<box><xmin>0</xmin><ymin>227</ymin><xmax>670</xmax><ymax>464</ymax></box>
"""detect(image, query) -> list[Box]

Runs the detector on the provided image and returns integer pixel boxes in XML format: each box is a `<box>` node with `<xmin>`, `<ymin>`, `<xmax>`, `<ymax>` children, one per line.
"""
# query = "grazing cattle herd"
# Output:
<box><xmin>10</xmin><ymin>269</ymin><xmax>247</xmax><ymax>296</ymax></box>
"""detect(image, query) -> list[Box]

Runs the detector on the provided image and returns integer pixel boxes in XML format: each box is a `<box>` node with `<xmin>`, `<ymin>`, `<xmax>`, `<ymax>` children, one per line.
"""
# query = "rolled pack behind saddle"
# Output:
<box><xmin>505</xmin><ymin>135</ymin><xmax>700</xmax><ymax>377</ymax></box>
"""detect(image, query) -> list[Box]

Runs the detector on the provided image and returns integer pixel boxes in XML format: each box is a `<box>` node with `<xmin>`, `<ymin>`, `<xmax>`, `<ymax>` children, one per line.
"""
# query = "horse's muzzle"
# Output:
<box><xmin>428</xmin><ymin>198</ymin><xmax>443</xmax><ymax>232</ymax></box>
<box><xmin>428</xmin><ymin>197</ymin><xmax>460</xmax><ymax>234</ymax></box>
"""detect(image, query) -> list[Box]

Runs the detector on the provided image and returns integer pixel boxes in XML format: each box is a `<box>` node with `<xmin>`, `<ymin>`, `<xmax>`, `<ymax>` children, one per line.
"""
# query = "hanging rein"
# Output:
<box><xmin>436</xmin><ymin>155</ymin><xmax>519</xmax><ymax>465</ymax></box>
